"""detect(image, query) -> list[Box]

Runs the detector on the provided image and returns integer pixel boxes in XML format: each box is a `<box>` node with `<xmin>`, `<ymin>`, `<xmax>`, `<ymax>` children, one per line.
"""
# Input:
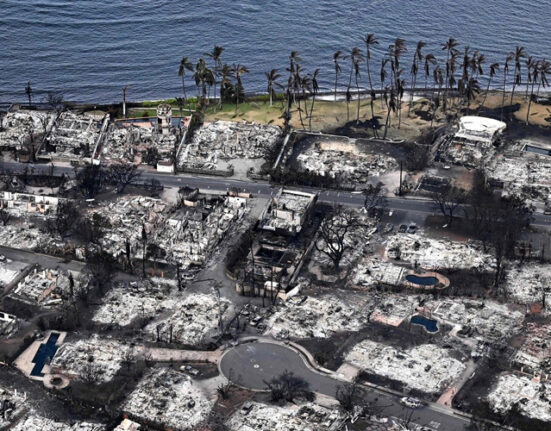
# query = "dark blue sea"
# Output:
<box><xmin>1</xmin><ymin>0</ymin><xmax>550</xmax><ymax>103</ymax></box>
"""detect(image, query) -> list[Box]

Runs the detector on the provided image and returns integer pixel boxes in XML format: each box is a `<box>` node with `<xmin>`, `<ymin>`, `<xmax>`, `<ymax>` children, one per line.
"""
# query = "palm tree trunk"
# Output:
<box><xmin>309</xmin><ymin>92</ymin><xmax>316</xmax><ymax>130</ymax></box>
<box><xmin>356</xmin><ymin>75</ymin><xmax>361</xmax><ymax>123</ymax></box>
<box><xmin>500</xmin><ymin>71</ymin><xmax>508</xmax><ymax>122</ymax></box>
<box><xmin>526</xmin><ymin>80</ymin><xmax>537</xmax><ymax>125</ymax></box>
<box><xmin>383</xmin><ymin>106</ymin><xmax>391</xmax><ymax>140</ymax></box>
<box><xmin>334</xmin><ymin>73</ymin><xmax>338</xmax><ymax>102</ymax></box>
<box><xmin>408</xmin><ymin>73</ymin><xmax>417</xmax><ymax>117</ymax></box>
<box><xmin>269</xmin><ymin>87</ymin><xmax>273</xmax><ymax>107</ymax></box>
<box><xmin>479</xmin><ymin>78</ymin><xmax>492</xmax><ymax>114</ymax></box>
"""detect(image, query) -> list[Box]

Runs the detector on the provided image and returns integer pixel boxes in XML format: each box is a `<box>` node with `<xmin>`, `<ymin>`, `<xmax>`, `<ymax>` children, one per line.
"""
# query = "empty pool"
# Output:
<box><xmin>405</xmin><ymin>274</ymin><xmax>439</xmax><ymax>286</ymax></box>
<box><xmin>411</xmin><ymin>315</ymin><xmax>438</xmax><ymax>333</ymax></box>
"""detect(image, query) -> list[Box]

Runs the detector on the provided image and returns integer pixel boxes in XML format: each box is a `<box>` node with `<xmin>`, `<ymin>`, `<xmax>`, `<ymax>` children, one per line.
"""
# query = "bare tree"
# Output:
<box><xmin>314</xmin><ymin>207</ymin><xmax>358</xmax><ymax>272</ymax></box>
<box><xmin>363</xmin><ymin>182</ymin><xmax>387</xmax><ymax>217</ymax></box>
<box><xmin>74</xmin><ymin>164</ymin><xmax>104</xmax><ymax>198</ymax></box>
<box><xmin>431</xmin><ymin>185</ymin><xmax>466</xmax><ymax>226</ymax></box>
<box><xmin>46</xmin><ymin>200</ymin><xmax>80</xmax><ymax>238</ymax></box>
<box><xmin>336</xmin><ymin>379</ymin><xmax>363</xmax><ymax>412</ymax></box>
<box><xmin>0</xmin><ymin>208</ymin><xmax>11</xmax><ymax>226</ymax></box>
<box><xmin>264</xmin><ymin>371</ymin><xmax>314</xmax><ymax>403</ymax></box>
<box><xmin>106</xmin><ymin>163</ymin><xmax>141</xmax><ymax>194</ymax></box>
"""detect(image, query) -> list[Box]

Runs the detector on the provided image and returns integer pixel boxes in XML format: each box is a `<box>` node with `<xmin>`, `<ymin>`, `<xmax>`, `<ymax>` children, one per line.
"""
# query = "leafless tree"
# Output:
<box><xmin>363</xmin><ymin>182</ymin><xmax>387</xmax><ymax>217</ymax></box>
<box><xmin>264</xmin><ymin>370</ymin><xmax>314</xmax><ymax>402</ymax></box>
<box><xmin>314</xmin><ymin>207</ymin><xmax>358</xmax><ymax>272</ymax></box>
<box><xmin>106</xmin><ymin>163</ymin><xmax>141</xmax><ymax>194</ymax></box>
<box><xmin>0</xmin><ymin>208</ymin><xmax>10</xmax><ymax>226</ymax></box>
<box><xmin>336</xmin><ymin>379</ymin><xmax>363</xmax><ymax>412</ymax></box>
<box><xmin>431</xmin><ymin>184</ymin><xmax>466</xmax><ymax>226</ymax></box>
<box><xmin>46</xmin><ymin>200</ymin><xmax>80</xmax><ymax>237</ymax></box>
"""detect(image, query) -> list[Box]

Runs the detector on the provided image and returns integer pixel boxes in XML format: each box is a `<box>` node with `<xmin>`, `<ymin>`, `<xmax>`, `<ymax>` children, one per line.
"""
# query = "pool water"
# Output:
<box><xmin>405</xmin><ymin>274</ymin><xmax>439</xmax><ymax>286</ymax></box>
<box><xmin>411</xmin><ymin>315</ymin><xmax>438</xmax><ymax>333</ymax></box>
<box><xmin>30</xmin><ymin>332</ymin><xmax>60</xmax><ymax>377</ymax></box>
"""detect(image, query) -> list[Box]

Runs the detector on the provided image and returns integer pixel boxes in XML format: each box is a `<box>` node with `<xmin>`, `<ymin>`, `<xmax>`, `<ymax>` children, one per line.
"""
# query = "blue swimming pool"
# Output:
<box><xmin>405</xmin><ymin>274</ymin><xmax>439</xmax><ymax>286</ymax></box>
<box><xmin>411</xmin><ymin>315</ymin><xmax>438</xmax><ymax>333</ymax></box>
<box><xmin>30</xmin><ymin>332</ymin><xmax>60</xmax><ymax>377</ymax></box>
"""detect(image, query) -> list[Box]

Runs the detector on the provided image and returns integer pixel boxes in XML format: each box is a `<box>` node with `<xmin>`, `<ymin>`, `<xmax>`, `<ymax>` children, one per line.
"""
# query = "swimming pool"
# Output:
<box><xmin>30</xmin><ymin>332</ymin><xmax>60</xmax><ymax>377</ymax></box>
<box><xmin>405</xmin><ymin>274</ymin><xmax>439</xmax><ymax>286</ymax></box>
<box><xmin>411</xmin><ymin>315</ymin><xmax>438</xmax><ymax>333</ymax></box>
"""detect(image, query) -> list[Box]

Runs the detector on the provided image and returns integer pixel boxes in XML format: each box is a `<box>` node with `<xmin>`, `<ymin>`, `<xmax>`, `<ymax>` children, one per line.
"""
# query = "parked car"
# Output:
<box><xmin>399</xmin><ymin>224</ymin><xmax>407</xmax><ymax>233</ymax></box>
<box><xmin>400</xmin><ymin>396</ymin><xmax>424</xmax><ymax>409</ymax></box>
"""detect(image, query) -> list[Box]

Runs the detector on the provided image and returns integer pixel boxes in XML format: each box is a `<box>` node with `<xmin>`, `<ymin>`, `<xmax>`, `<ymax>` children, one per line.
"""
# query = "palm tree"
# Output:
<box><xmin>178</xmin><ymin>57</ymin><xmax>193</xmax><ymax>110</ymax></box>
<box><xmin>205</xmin><ymin>46</ymin><xmax>224</xmax><ymax>105</ymax></box>
<box><xmin>423</xmin><ymin>53</ymin><xmax>437</xmax><ymax>93</ymax></box>
<box><xmin>288</xmin><ymin>51</ymin><xmax>301</xmax><ymax>104</ymax></box>
<box><xmin>362</xmin><ymin>33</ymin><xmax>379</xmax><ymax>118</ymax></box>
<box><xmin>526</xmin><ymin>60</ymin><xmax>540</xmax><ymax>124</ymax></box>
<box><xmin>500</xmin><ymin>52</ymin><xmax>514</xmax><ymax>122</ymax></box>
<box><xmin>265</xmin><ymin>69</ymin><xmax>281</xmax><ymax>107</ymax></box>
<box><xmin>25</xmin><ymin>81</ymin><xmax>33</xmax><ymax>107</ymax></box>
<box><xmin>479</xmin><ymin>62</ymin><xmax>499</xmax><ymax>111</ymax></box>
<box><xmin>309</xmin><ymin>69</ymin><xmax>320</xmax><ymax>130</ymax></box>
<box><xmin>431</xmin><ymin>66</ymin><xmax>444</xmax><ymax>128</ymax></box>
<box><xmin>233</xmin><ymin>64</ymin><xmax>249</xmax><ymax>113</ymax></box>
<box><xmin>380</xmin><ymin>58</ymin><xmax>389</xmax><ymax>109</ymax></box>
<box><xmin>465</xmin><ymin>78</ymin><xmax>481</xmax><ymax>111</ymax></box>
<box><xmin>219</xmin><ymin>64</ymin><xmax>234</xmax><ymax>106</ymax></box>
<box><xmin>346</xmin><ymin>47</ymin><xmax>362</xmax><ymax>122</ymax></box>
<box><xmin>382</xmin><ymin>87</ymin><xmax>396</xmax><ymax>140</ymax></box>
<box><xmin>408</xmin><ymin>41</ymin><xmax>426</xmax><ymax>116</ymax></box>
<box><xmin>535</xmin><ymin>59</ymin><xmax>550</xmax><ymax>100</ymax></box>
<box><xmin>333</xmin><ymin>50</ymin><xmax>343</xmax><ymax>102</ymax></box>
<box><xmin>524</xmin><ymin>56</ymin><xmax>536</xmax><ymax>100</ymax></box>
<box><xmin>510</xmin><ymin>46</ymin><xmax>526</xmax><ymax>104</ymax></box>
<box><xmin>354</xmin><ymin>55</ymin><xmax>363</xmax><ymax>123</ymax></box>
<box><xmin>441</xmin><ymin>37</ymin><xmax>459</xmax><ymax>110</ymax></box>
<box><xmin>298</xmin><ymin>73</ymin><xmax>311</xmax><ymax>128</ymax></box>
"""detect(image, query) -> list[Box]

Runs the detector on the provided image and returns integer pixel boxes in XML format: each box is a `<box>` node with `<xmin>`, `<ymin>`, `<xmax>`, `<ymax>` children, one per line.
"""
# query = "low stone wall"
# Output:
<box><xmin>179</xmin><ymin>166</ymin><xmax>233</xmax><ymax>177</ymax></box>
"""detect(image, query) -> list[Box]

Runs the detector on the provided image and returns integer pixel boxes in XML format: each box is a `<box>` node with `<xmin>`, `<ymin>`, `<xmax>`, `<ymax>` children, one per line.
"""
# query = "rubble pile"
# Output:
<box><xmin>426</xmin><ymin>299</ymin><xmax>524</xmax><ymax>342</ymax></box>
<box><xmin>226</xmin><ymin>401</ymin><xmax>344</xmax><ymax>431</ymax></box>
<box><xmin>87</xmin><ymin>196</ymin><xmax>168</xmax><ymax>259</ymax></box>
<box><xmin>512</xmin><ymin>322</ymin><xmax>551</xmax><ymax>374</ymax></box>
<box><xmin>0</xmin><ymin>191</ymin><xmax>62</xmax><ymax>218</ymax></box>
<box><xmin>385</xmin><ymin>233</ymin><xmax>494</xmax><ymax>270</ymax></box>
<box><xmin>51</xmin><ymin>335</ymin><xmax>131</xmax><ymax>383</ymax></box>
<box><xmin>0</xmin><ymin>385</ymin><xmax>28</xmax><ymax>428</ymax></box>
<box><xmin>346</xmin><ymin>340</ymin><xmax>466</xmax><ymax>394</ymax></box>
<box><xmin>178</xmin><ymin>121</ymin><xmax>281</xmax><ymax>170</ymax></box>
<box><xmin>504</xmin><ymin>263</ymin><xmax>551</xmax><ymax>304</ymax></box>
<box><xmin>123</xmin><ymin>368</ymin><xmax>211</xmax><ymax>430</ymax></box>
<box><xmin>145</xmin><ymin>293</ymin><xmax>232</xmax><ymax>345</ymax></box>
<box><xmin>43</xmin><ymin>111</ymin><xmax>103</xmax><ymax>159</ymax></box>
<box><xmin>102</xmin><ymin>123</ymin><xmax>177</xmax><ymax>164</ymax></box>
<box><xmin>488</xmin><ymin>373</ymin><xmax>551</xmax><ymax>421</ymax></box>
<box><xmin>267</xmin><ymin>293</ymin><xmax>372</xmax><ymax>339</ymax></box>
<box><xmin>370</xmin><ymin>295</ymin><xmax>419</xmax><ymax>327</ymax></box>
<box><xmin>92</xmin><ymin>280</ymin><xmax>180</xmax><ymax>327</ymax></box>
<box><xmin>12</xmin><ymin>414</ymin><xmax>105</xmax><ymax>431</ymax></box>
<box><xmin>0</xmin><ymin>259</ymin><xmax>28</xmax><ymax>287</ymax></box>
<box><xmin>486</xmin><ymin>155</ymin><xmax>551</xmax><ymax>204</ymax></box>
<box><xmin>437</xmin><ymin>135</ymin><xmax>495</xmax><ymax>168</ymax></box>
<box><xmin>350</xmin><ymin>256</ymin><xmax>405</xmax><ymax>288</ymax></box>
<box><xmin>0</xmin><ymin>222</ymin><xmax>51</xmax><ymax>250</ymax></box>
<box><xmin>0</xmin><ymin>111</ymin><xmax>51</xmax><ymax>150</ymax></box>
<box><xmin>295</xmin><ymin>139</ymin><xmax>398</xmax><ymax>183</ymax></box>
<box><xmin>10</xmin><ymin>267</ymin><xmax>89</xmax><ymax>308</ymax></box>
<box><xmin>155</xmin><ymin>196</ymin><xmax>247</xmax><ymax>268</ymax></box>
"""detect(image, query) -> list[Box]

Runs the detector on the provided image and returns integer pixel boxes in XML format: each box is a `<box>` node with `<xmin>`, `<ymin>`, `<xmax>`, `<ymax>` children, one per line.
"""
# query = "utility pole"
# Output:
<box><xmin>122</xmin><ymin>86</ymin><xmax>129</xmax><ymax>119</ymax></box>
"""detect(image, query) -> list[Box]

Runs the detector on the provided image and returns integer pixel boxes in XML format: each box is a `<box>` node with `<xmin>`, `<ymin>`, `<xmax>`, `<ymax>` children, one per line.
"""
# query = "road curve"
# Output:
<box><xmin>219</xmin><ymin>341</ymin><xmax>471</xmax><ymax>431</ymax></box>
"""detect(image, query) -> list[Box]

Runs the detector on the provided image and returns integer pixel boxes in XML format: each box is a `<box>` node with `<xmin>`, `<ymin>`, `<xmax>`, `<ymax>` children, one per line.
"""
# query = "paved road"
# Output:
<box><xmin>2</xmin><ymin>160</ymin><xmax>550</xmax><ymax>228</ymax></box>
<box><xmin>220</xmin><ymin>341</ymin><xmax>471</xmax><ymax>431</ymax></box>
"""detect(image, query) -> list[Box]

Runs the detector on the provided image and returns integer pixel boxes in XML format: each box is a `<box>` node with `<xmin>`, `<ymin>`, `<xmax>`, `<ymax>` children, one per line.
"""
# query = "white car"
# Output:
<box><xmin>400</xmin><ymin>396</ymin><xmax>424</xmax><ymax>409</ymax></box>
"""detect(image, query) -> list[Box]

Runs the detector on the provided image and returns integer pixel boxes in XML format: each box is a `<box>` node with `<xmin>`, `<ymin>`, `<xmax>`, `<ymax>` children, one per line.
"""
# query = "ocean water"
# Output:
<box><xmin>1</xmin><ymin>0</ymin><xmax>550</xmax><ymax>103</ymax></box>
